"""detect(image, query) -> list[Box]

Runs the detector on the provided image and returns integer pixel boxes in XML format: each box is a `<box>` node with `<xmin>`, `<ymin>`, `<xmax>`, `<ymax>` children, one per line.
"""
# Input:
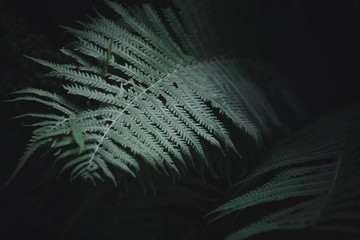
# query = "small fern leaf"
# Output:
<box><xmin>6</xmin><ymin>138</ymin><xmax>52</xmax><ymax>185</ymax></box>
<box><xmin>100</xmin><ymin>35</ymin><xmax>113</xmax><ymax>78</ymax></box>
<box><xmin>68</xmin><ymin>118</ymin><xmax>85</xmax><ymax>154</ymax></box>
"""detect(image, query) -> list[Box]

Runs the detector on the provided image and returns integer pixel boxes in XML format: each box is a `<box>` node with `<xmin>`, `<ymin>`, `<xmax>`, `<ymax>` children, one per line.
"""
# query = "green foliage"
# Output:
<box><xmin>8</xmin><ymin>0</ymin><xmax>280</xmax><ymax>187</ymax></box>
<box><xmin>100</xmin><ymin>34</ymin><xmax>113</xmax><ymax>78</ymax></box>
<box><xmin>207</xmin><ymin>107</ymin><xmax>360</xmax><ymax>239</ymax></box>
<box><xmin>6</xmin><ymin>0</ymin><xmax>359</xmax><ymax>239</ymax></box>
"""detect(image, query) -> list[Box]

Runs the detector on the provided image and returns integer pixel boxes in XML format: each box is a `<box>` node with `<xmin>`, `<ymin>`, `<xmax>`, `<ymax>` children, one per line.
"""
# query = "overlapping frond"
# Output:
<box><xmin>207</xmin><ymin>107</ymin><xmax>360</xmax><ymax>239</ymax></box>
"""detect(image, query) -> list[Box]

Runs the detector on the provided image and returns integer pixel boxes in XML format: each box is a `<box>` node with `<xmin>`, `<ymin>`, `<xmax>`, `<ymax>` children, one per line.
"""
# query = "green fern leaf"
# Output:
<box><xmin>207</xmin><ymin>106</ymin><xmax>360</xmax><ymax>239</ymax></box>
<box><xmin>8</xmin><ymin>0</ymin><xmax>281</xmax><ymax>188</ymax></box>
<box><xmin>68</xmin><ymin>118</ymin><xmax>85</xmax><ymax>154</ymax></box>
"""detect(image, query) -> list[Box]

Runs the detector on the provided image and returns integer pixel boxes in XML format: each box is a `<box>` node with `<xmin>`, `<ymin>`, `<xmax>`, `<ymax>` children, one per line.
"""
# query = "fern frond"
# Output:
<box><xmin>207</xmin><ymin>107</ymin><xmax>360</xmax><ymax>239</ymax></box>
<box><xmin>9</xmin><ymin>0</ymin><xmax>281</xmax><ymax>187</ymax></box>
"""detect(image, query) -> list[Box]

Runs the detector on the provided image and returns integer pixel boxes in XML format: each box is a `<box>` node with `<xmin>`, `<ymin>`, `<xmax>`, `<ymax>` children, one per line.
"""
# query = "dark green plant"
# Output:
<box><xmin>7</xmin><ymin>0</ymin><xmax>360</xmax><ymax>239</ymax></box>
<box><xmin>7</xmin><ymin>0</ymin><xmax>280</xmax><ymax>187</ymax></box>
<box><xmin>207</xmin><ymin>107</ymin><xmax>360</xmax><ymax>239</ymax></box>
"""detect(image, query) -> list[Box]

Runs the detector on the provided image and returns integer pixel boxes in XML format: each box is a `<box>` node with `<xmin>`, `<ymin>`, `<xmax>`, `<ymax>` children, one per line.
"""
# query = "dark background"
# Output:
<box><xmin>1</xmin><ymin>0</ymin><xmax>359</xmax><ymax>239</ymax></box>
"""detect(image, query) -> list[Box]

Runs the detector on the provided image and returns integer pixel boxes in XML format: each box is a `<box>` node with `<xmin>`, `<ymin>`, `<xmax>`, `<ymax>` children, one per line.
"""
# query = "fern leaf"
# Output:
<box><xmin>207</xmin><ymin>107</ymin><xmax>360</xmax><ymax>239</ymax></box>
<box><xmin>68</xmin><ymin>118</ymin><xmax>85</xmax><ymax>154</ymax></box>
<box><xmin>9</xmin><ymin>0</ymin><xmax>281</xmax><ymax>187</ymax></box>
<box><xmin>6</xmin><ymin>138</ymin><xmax>52</xmax><ymax>185</ymax></box>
